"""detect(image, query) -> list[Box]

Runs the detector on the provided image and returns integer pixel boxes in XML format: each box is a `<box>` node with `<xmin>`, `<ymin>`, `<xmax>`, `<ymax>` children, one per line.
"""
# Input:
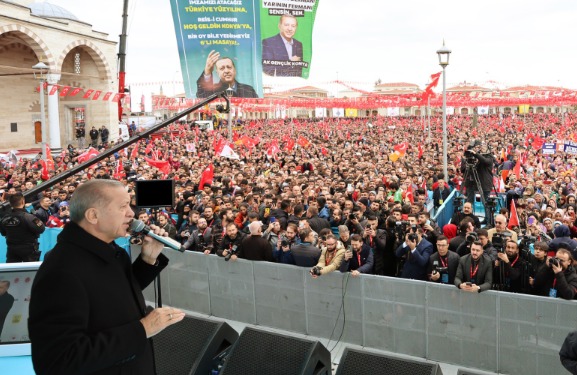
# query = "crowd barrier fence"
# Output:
<box><xmin>139</xmin><ymin>250</ymin><xmax>575</xmax><ymax>375</ymax></box>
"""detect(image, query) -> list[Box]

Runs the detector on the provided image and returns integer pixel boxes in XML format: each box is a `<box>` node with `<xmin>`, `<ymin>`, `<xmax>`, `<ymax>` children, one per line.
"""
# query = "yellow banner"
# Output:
<box><xmin>345</xmin><ymin>108</ymin><xmax>358</xmax><ymax>117</ymax></box>
<box><xmin>518</xmin><ymin>104</ymin><xmax>530</xmax><ymax>114</ymax></box>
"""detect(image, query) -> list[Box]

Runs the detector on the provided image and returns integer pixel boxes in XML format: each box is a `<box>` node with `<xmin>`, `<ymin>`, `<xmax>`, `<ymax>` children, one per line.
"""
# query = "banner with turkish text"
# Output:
<box><xmin>170</xmin><ymin>0</ymin><xmax>263</xmax><ymax>98</ymax></box>
<box><xmin>260</xmin><ymin>0</ymin><xmax>319</xmax><ymax>79</ymax></box>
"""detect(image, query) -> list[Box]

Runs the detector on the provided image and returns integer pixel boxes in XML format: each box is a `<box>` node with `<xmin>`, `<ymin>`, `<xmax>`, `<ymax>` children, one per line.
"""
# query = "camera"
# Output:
<box><xmin>549</xmin><ymin>258</ymin><xmax>561</xmax><ymax>268</ymax></box>
<box><xmin>348</xmin><ymin>213</ymin><xmax>356</xmax><ymax>221</ymax></box>
<box><xmin>311</xmin><ymin>266</ymin><xmax>323</xmax><ymax>276</ymax></box>
<box><xmin>492</xmin><ymin>232</ymin><xmax>510</xmax><ymax>253</ymax></box>
<box><xmin>465</xmin><ymin>232</ymin><xmax>478</xmax><ymax>244</ymax></box>
<box><xmin>485</xmin><ymin>196</ymin><xmax>498</xmax><ymax>208</ymax></box>
<box><xmin>281</xmin><ymin>238</ymin><xmax>289</xmax><ymax>248</ymax></box>
<box><xmin>407</xmin><ymin>233</ymin><xmax>418</xmax><ymax>242</ymax></box>
<box><xmin>224</xmin><ymin>245</ymin><xmax>238</xmax><ymax>261</ymax></box>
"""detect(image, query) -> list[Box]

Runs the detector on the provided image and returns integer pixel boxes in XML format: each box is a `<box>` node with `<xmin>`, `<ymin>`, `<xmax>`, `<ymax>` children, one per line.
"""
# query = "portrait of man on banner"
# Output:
<box><xmin>262</xmin><ymin>14</ymin><xmax>305</xmax><ymax>77</ymax></box>
<box><xmin>197</xmin><ymin>50</ymin><xmax>259</xmax><ymax>98</ymax></box>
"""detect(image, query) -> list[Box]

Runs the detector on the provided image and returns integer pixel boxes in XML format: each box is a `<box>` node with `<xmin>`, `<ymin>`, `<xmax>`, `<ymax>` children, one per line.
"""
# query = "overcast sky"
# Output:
<box><xmin>49</xmin><ymin>0</ymin><xmax>577</xmax><ymax>95</ymax></box>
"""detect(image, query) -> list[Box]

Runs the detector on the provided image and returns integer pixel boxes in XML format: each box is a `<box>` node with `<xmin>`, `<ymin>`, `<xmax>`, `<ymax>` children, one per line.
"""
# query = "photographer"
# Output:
<box><xmin>395</xmin><ymin>226</ymin><xmax>433</xmax><ymax>281</ymax></box>
<box><xmin>310</xmin><ymin>234</ymin><xmax>345</xmax><ymax>278</ymax></box>
<box><xmin>217</xmin><ymin>222</ymin><xmax>245</xmax><ymax>259</ymax></box>
<box><xmin>493</xmin><ymin>240</ymin><xmax>529</xmax><ymax>293</ymax></box>
<box><xmin>533</xmin><ymin>246</ymin><xmax>577</xmax><ymax>300</ymax></box>
<box><xmin>345</xmin><ymin>206</ymin><xmax>366</xmax><ymax>235</ymax></box>
<box><xmin>427</xmin><ymin>236</ymin><xmax>459</xmax><ymax>285</ymax></box>
<box><xmin>456</xmin><ymin>230</ymin><xmax>478</xmax><ymax>257</ymax></box>
<box><xmin>461</xmin><ymin>140</ymin><xmax>495</xmax><ymax>210</ymax></box>
<box><xmin>527</xmin><ymin>241</ymin><xmax>549</xmax><ymax>293</ymax></box>
<box><xmin>363</xmin><ymin>214</ymin><xmax>386</xmax><ymax>257</ymax></box>
<box><xmin>273</xmin><ymin>223</ymin><xmax>300</xmax><ymax>263</ymax></box>
<box><xmin>183</xmin><ymin>217</ymin><xmax>212</xmax><ymax>254</ymax></box>
<box><xmin>476</xmin><ymin>229</ymin><xmax>498</xmax><ymax>261</ymax></box>
<box><xmin>340</xmin><ymin>234</ymin><xmax>373</xmax><ymax>277</ymax></box>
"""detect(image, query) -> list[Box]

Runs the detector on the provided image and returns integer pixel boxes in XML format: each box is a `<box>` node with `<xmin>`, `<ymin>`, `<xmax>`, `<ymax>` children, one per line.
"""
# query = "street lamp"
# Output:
<box><xmin>436</xmin><ymin>40</ymin><xmax>451</xmax><ymax>181</ymax></box>
<box><xmin>226</xmin><ymin>87</ymin><xmax>234</xmax><ymax>142</ymax></box>
<box><xmin>32</xmin><ymin>61</ymin><xmax>49</xmax><ymax>160</ymax></box>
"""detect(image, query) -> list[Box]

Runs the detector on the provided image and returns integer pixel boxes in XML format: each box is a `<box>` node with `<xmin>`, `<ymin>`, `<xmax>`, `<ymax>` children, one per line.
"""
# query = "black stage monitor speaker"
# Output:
<box><xmin>457</xmin><ymin>369</ymin><xmax>494</xmax><ymax>375</ymax></box>
<box><xmin>336</xmin><ymin>347</ymin><xmax>443</xmax><ymax>375</ymax></box>
<box><xmin>153</xmin><ymin>315</ymin><xmax>239</xmax><ymax>375</ymax></box>
<box><xmin>219</xmin><ymin>327</ymin><xmax>331</xmax><ymax>375</ymax></box>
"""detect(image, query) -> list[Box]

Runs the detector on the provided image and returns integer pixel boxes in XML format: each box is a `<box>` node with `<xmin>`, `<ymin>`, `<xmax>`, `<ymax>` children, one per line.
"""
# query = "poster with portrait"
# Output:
<box><xmin>259</xmin><ymin>0</ymin><xmax>320</xmax><ymax>78</ymax></box>
<box><xmin>170</xmin><ymin>0</ymin><xmax>263</xmax><ymax>98</ymax></box>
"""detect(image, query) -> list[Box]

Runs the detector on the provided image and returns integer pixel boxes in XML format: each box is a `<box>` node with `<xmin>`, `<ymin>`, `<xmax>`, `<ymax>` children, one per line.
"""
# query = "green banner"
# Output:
<box><xmin>170</xmin><ymin>0</ymin><xmax>263</xmax><ymax>98</ymax></box>
<box><xmin>260</xmin><ymin>1</ymin><xmax>320</xmax><ymax>78</ymax></box>
<box><xmin>170</xmin><ymin>0</ymin><xmax>320</xmax><ymax>98</ymax></box>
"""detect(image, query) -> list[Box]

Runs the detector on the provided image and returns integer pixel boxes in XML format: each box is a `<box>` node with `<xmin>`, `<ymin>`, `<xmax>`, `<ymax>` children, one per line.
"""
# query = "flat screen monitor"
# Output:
<box><xmin>0</xmin><ymin>261</ymin><xmax>41</xmax><ymax>357</ymax></box>
<box><xmin>135</xmin><ymin>179</ymin><xmax>174</xmax><ymax>208</ymax></box>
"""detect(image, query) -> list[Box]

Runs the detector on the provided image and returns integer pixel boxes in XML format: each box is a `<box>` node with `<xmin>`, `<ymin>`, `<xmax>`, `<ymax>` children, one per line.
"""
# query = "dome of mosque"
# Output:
<box><xmin>29</xmin><ymin>1</ymin><xmax>79</xmax><ymax>21</ymax></box>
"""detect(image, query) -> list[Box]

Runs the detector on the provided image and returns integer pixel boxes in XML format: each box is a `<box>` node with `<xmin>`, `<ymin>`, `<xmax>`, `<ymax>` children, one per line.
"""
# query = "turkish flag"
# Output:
<box><xmin>92</xmin><ymin>90</ymin><xmax>102</xmax><ymax>100</ymax></box>
<box><xmin>199</xmin><ymin>164</ymin><xmax>214</xmax><ymax>190</ymax></box>
<box><xmin>406</xmin><ymin>184</ymin><xmax>414</xmax><ymax>203</ymax></box>
<box><xmin>38</xmin><ymin>159</ymin><xmax>49</xmax><ymax>180</ymax></box>
<box><xmin>144</xmin><ymin>142</ymin><xmax>153</xmax><ymax>155</ymax></box>
<box><xmin>393</xmin><ymin>142</ymin><xmax>408</xmax><ymax>156</ymax></box>
<box><xmin>102</xmin><ymin>92</ymin><xmax>112</xmax><ymax>101</ymax></box>
<box><xmin>49</xmin><ymin>85</ymin><xmax>59</xmax><ymax>95</ymax></box>
<box><xmin>144</xmin><ymin>157</ymin><xmax>171</xmax><ymax>175</ymax></box>
<box><xmin>83</xmin><ymin>89</ymin><xmax>94</xmax><ymax>99</ymax></box>
<box><xmin>508</xmin><ymin>199</ymin><xmax>520</xmax><ymax>229</ymax></box>
<box><xmin>417</xmin><ymin>144</ymin><xmax>423</xmax><ymax>159</ymax></box>
<box><xmin>111</xmin><ymin>93</ymin><xmax>121</xmax><ymax>102</ymax></box>
<box><xmin>59</xmin><ymin>86</ymin><xmax>71</xmax><ymax>96</ymax></box>
<box><xmin>77</xmin><ymin>147</ymin><xmax>99</xmax><ymax>163</ymax></box>
<box><xmin>69</xmin><ymin>87</ymin><xmax>82</xmax><ymax>96</ymax></box>
<box><xmin>130</xmin><ymin>141</ymin><xmax>140</xmax><ymax>159</ymax></box>
<box><xmin>285</xmin><ymin>139</ymin><xmax>296</xmax><ymax>152</ymax></box>
<box><xmin>214</xmin><ymin>137</ymin><xmax>227</xmax><ymax>154</ymax></box>
<box><xmin>321</xmin><ymin>147</ymin><xmax>328</xmax><ymax>156</ymax></box>
<box><xmin>296</xmin><ymin>136</ymin><xmax>311</xmax><ymax>148</ymax></box>
<box><xmin>113</xmin><ymin>161</ymin><xmax>125</xmax><ymax>180</ymax></box>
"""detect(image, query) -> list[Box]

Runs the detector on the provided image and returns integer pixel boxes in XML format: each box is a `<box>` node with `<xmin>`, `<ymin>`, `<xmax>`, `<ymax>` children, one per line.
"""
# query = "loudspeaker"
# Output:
<box><xmin>336</xmin><ymin>347</ymin><xmax>443</xmax><ymax>375</ymax></box>
<box><xmin>153</xmin><ymin>315</ymin><xmax>239</xmax><ymax>375</ymax></box>
<box><xmin>219</xmin><ymin>327</ymin><xmax>331</xmax><ymax>375</ymax></box>
<box><xmin>457</xmin><ymin>369</ymin><xmax>494</xmax><ymax>375</ymax></box>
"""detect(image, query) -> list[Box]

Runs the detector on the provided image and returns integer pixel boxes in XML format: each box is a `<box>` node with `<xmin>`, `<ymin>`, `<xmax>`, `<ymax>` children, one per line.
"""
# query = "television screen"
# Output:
<box><xmin>135</xmin><ymin>179</ymin><xmax>174</xmax><ymax>208</ymax></box>
<box><xmin>0</xmin><ymin>262</ymin><xmax>41</xmax><ymax>357</ymax></box>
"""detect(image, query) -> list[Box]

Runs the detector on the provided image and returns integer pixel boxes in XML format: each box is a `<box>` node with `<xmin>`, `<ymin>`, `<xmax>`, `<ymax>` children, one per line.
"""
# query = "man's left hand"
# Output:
<box><xmin>141</xmin><ymin>224</ymin><xmax>167</xmax><ymax>265</ymax></box>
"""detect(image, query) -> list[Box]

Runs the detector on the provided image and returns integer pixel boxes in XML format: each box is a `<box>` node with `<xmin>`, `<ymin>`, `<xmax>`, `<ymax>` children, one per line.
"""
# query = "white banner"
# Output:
<box><xmin>333</xmin><ymin>108</ymin><xmax>344</xmax><ymax>117</ymax></box>
<box><xmin>446</xmin><ymin>107</ymin><xmax>455</xmax><ymax>115</ymax></box>
<box><xmin>387</xmin><ymin>107</ymin><xmax>400</xmax><ymax>116</ymax></box>
<box><xmin>477</xmin><ymin>106</ymin><xmax>489</xmax><ymax>115</ymax></box>
<box><xmin>315</xmin><ymin>107</ymin><xmax>327</xmax><ymax>118</ymax></box>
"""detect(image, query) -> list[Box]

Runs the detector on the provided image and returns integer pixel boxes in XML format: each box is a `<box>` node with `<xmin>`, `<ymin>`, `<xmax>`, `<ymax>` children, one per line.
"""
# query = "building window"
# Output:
<box><xmin>74</xmin><ymin>53</ymin><xmax>81</xmax><ymax>74</ymax></box>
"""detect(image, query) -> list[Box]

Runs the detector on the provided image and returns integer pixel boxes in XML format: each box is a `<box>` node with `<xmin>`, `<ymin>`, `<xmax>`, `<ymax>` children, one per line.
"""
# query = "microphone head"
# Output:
<box><xmin>433</xmin><ymin>261</ymin><xmax>438</xmax><ymax>266</ymax></box>
<box><xmin>129</xmin><ymin>219</ymin><xmax>145</xmax><ymax>233</ymax></box>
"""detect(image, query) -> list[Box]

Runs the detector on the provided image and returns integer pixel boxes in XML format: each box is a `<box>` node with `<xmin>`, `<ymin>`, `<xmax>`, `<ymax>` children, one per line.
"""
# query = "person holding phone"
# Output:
<box><xmin>340</xmin><ymin>234</ymin><xmax>373</xmax><ymax>277</ymax></box>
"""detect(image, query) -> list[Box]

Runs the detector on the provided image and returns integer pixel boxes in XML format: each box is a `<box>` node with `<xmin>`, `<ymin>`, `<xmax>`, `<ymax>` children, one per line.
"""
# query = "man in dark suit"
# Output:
<box><xmin>29</xmin><ymin>179</ymin><xmax>185</xmax><ymax>375</ymax></box>
<box><xmin>395</xmin><ymin>227</ymin><xmax>433</xmax><ymax>280</ymax></box>
<box><xmin>455</xmin><ymin>240</ymin><xmax>493</xmax><ymax>292</ymax></box>
<box><xmin>197</xmin><ymin>50</ymin><xmax>258</xmax><ymax>98</ymax></box>
<box><xmin>432</xmin><ymin>178</ymin><xmax>450</xmax><ymax>210</ymax></box>
<box><xmin>262</xmin><ymin>14</ymin><xmax>304</xmax><ymax>77</ymax></box>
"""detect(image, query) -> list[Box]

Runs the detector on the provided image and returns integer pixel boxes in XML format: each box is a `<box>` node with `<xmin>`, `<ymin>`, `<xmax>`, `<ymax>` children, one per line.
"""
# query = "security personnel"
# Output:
<box><xmin>0</xmin><ymin>193</ymin><xmax>45</xmax><ymax>262</ymax></box>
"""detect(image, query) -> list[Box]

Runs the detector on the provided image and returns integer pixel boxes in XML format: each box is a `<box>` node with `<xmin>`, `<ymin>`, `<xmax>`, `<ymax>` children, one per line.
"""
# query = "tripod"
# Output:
<box><xmin>460</xmin><ymin>159</ymin><xmax>494</xmax><ymax>227</ymax></box>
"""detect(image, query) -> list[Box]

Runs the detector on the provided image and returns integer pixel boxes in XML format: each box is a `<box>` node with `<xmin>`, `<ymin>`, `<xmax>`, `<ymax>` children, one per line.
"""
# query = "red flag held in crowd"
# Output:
<box><xmin>406</xmin><ymin>184</ymin><xmax>414</xmax><ymax>203</ymax></box>
<box><xmin>513</xmin><ymin>158</ymin><xmax>521</xmax><ymax>180</ymax></box>
<box><xmin>77</xmin><ymin>147</ymin><xmax>99</xmax><ymax>163</ymax></box>
<box><xmin>144</xmin><ymin>157</ymin><xmax>171</xmax><ymax>175</ymax></box>
<box><xmin>417</xmin><ymin>144</ymin><xmax>423</xmax><ymax>159</ymax></box>
<box><xmin>296</xmin><ymin>136</ymin><xmax>311</xmax><ymax>148</ymax></box>
<box><xmin>285</xmin><ymin>139</ymin><xmax>296</xmax><ymax>152</ymax></box>
<box><xmin>508</xmin><ymin>199</ymin><xmax>520</xmax><ymax>229</ymax></box>
<box><xmin>38</xmin><ymin>159</ymin><xmax>49</xmax><ymax>180</ymax></box>
<box><xmin>130</xmin><ymin>141</ymin><xmax>140</xmax><ymax>159</ymax></box>
<box><xmin>199</xmin><ymin>164</ymin><xmax>214</xmax><ymax>190</ymax></box>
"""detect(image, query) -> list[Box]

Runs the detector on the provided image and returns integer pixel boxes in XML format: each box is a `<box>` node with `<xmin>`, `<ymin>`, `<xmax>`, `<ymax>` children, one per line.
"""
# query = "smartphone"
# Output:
<box><xmin>528</xmin><ymin>217</ymin><xmax>535</xmax><ymax>225</ymax></box>
<box><xmin>264</xmin><ymin>207</ymin><xmax>270</xmax><ymax>215</ymax></box>
<box><xmin>270</xmin><ymin>217</ymin><xmax>276</xmax><ymax>223</ymax></box>
<box><xmin>465</xmin><ymin>282</ymin><xmax>472</xmax><ymax>286</ymax></box>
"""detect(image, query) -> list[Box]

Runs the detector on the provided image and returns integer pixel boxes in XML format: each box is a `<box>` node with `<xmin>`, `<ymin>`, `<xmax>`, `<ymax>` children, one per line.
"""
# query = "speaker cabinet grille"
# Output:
<box><xmin>153</xmin><ymin>315</ymin><xmax>238</xmax><ymax>375</ymax></box>
<box><xmin>220</xmin><ymin>327</ymin><xmax>331</xmax><ymax>375</ymax></box>
<box><xmin>336</xmin><ymin>348</ymin><xmax>443</xmax><ymax>375</ymax></box>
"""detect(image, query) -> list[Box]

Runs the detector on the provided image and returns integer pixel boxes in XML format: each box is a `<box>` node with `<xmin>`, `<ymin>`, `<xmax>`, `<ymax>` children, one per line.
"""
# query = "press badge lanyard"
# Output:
<box><xmin>440</xmin><ymin>256</ymin><xmax>448</xmax><ymax>268</ymax></box>
<box><xmin>470</xmin><ymin>261</ymin><xmax>479</xmax><ymax>280</ymax></box>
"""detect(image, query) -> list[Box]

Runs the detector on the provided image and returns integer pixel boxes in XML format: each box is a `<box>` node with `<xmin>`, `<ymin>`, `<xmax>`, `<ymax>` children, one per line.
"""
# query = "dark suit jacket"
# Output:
<box><xmin>340</xmin><ymin>243</ymin><xmax>374</xmax><ymax>274</ymax></box>
<box><xmin>29</xmin><ymin>221</ymin><xmax>168</xmax><ymax>375</ymax></box>
<box><xmin>454</xmin><ymin>253</ymin><xmax>493</xmax><ymax>292</ymax></box>
<box><xmin>262</xmin><ymin>34</ymin><xmax>304</xmax><ymax>77</ymax></box>
<box><xmin>196</xmin><ymin>73</ymin><xmax>258</xmax><ymax>98</ymax></box>
<box><xmin>395</xmin><ymin>238</ymin><xmax>434</xmax><ymax>281</ymax></box>
<box><xmin>432</xmin><ymin>187</ymin><xmax>450</xmax><ymax>208</ymax></box>
<box><xmin>427</xmin><ymin>250</ymin><xmax>460</xmax><ymax>285</ymax></box>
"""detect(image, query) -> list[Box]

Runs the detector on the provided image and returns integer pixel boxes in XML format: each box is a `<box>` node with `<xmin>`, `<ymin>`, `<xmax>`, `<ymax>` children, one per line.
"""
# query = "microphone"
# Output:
<box><xmin>129</xmin><ymin>219</ymin><xmax>185</xmax><ymax>252</ymax></box>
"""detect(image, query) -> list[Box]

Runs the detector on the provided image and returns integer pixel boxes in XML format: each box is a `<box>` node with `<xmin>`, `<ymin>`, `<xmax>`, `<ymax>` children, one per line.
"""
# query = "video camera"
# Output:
<box><xmin>465</xmin><ymin>232</ymin><xmax>478</xmax><ymax>244</ymax></box>
<box><xmin>311</xmin><ymin>266</ymin><xmax>323</xmax><ymax>276</ymax></box>
<box><xmin>224</xmin><ymin>245</ymin><xmax>238</xmax><ymax>261</ymax></box>
<box><xmin>492</xmin><ymin>232</ymin><xmax>512</xmax><ymax>253</ymax></box>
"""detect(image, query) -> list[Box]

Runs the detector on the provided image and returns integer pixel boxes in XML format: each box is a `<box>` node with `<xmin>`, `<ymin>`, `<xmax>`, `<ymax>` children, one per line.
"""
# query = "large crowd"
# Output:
<box><xmin>3</xmin><ymin>111</ymin><xmax>577</xmax><ymax>299</ymax></box>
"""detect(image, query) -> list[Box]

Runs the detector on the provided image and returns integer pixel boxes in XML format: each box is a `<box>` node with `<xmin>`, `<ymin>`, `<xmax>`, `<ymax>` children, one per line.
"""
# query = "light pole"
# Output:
<box><xmin>226</xmin><ymin>87</ymin><xmax>233</xmax><ymax>142</ymax></box>
<box><xmin>32</xmin><ymin>61</ymin><xmax>49</xmax><ymax>160</ymax></box>
<box><xmin>436</xmin><ymin>41</ymin><xmax>451</xmax><ymax>181</ymax></box>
